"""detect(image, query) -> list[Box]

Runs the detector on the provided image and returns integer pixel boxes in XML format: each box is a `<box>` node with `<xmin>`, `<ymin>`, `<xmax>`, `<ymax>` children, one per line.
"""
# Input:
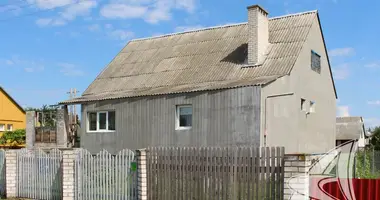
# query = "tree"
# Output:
<box><xmin>370</xmin><ymin>126</ymin><xmax>380</xmax><ymax>151</ymax></box>
<box><xmin>24</xmin><ymin>104</ymin><xmax>58</xmax><ymax>127</ymax></box>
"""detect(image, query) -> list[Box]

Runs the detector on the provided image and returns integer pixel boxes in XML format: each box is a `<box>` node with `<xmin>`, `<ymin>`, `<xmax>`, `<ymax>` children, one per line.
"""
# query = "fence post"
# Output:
<box><xmin>26</xmin><ymin>111</ymin><xmax>36</xmax><ymax>149</ymax></box>
<box><xmin>284</xmin><ymin>154</ymin><xmax>312</xmax><ymax>200</ymax></box>
<box><xmin>57</xmin><ymin>108</ymin><xmax>68</xmax><ymax>148</ymax></box>
<box><xmin>62</xmin><ymin>149</ymin><xmax>77</xmax><ymax>200</ymax></box>
<box><xmin>136</xmin><ymin>149</ymin><xmax>147</xmax><ymax>200</ymax></box>
<box><xmin>5</xmin><ymin>150</ymin><xmax>17</xmax><ymax>198</ymax></box>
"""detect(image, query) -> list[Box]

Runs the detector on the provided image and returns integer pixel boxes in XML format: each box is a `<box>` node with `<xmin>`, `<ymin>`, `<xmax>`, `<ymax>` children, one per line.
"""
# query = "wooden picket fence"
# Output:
<box><xmin>147</xmin><ymin>146</ymin><xmax>285</xmax><ymax>200</ymax></box>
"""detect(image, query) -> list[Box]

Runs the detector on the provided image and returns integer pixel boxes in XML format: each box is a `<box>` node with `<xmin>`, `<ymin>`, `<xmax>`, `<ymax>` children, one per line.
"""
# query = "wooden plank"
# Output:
<box><xmin>222</xmin><ymin>147</ymin><xmax>228</xmax><ymax>200</ymax></box>
<box><xmin>271</xmin><ymin>147</ymin><xmax>276</xmax><ymax>199</ymax></box>
<box><xmin>255</xmin><ymin>147</ymin><xmax>260</xmax><ymax>200</ymax></box>
<box><xmin>265</xmin><ymin>147</ymin><xmax>271</xmax><ymax>199</ymax></box>
<box><xmin>280</xmin><ymin>147</ymin><xmax>285</xmax><ymax>200</ymax></box>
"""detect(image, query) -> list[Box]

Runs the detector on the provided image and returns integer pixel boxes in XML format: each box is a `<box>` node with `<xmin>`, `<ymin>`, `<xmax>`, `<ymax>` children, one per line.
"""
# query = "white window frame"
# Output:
<box><xmin>7</xmin><ymin>124</ymin><xmax>13</xmax><ymax>131</ymax></box>
<box><xmin>175</xmin><ymin>105</ymin><xmax>192</xmax><ymax>130</ymax></box>
<box><xmin>87</xmin><ymin>111</ymin><xmax>116</xmax><ymax>132</ymax></box>
<box><xmin>0</xmin><ymin>124</ymin><xmax>4</xmax><ymax>131</ymax></box>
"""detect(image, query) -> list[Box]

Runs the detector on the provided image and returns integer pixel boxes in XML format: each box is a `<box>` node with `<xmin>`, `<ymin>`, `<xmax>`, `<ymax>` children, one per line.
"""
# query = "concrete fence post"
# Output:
<box><xmin>284</xmin><ymin>154</ymin><xmax>312</xmax><ymax>200</ymax></box>
<box><xmin>62</xmin><ymin>149</ymin><xmax>77</xmax><ymax>200</ymax></box>
<box><xmin>5</xmin><ymin>150</ymin><xmax>18</xmax><ymax>198</ymax></box>
<box><xmin>26</xmin><ymin>111</ymin><xmax>36</xmax><ymax>149</ymax></box>
<box><xmin>136</xmin><ymin>149</ymin><xmax>147</xmax><ymax>200</ymax></box>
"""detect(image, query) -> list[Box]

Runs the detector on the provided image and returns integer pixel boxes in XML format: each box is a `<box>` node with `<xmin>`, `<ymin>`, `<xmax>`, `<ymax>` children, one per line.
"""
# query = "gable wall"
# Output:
<box><xmin>80</xmin><ymin>86</ymin><xmax>261</xmax><ymax>154</ymax></box>
<box><xmin>261</xmin><ymin>16</ymin><xmax>336</xmax><ymax>154</ymax></box>
<box><xmin>0</xmin><ymin>90</ymin><xmax>25</xmax><ymax>133</ymax></box>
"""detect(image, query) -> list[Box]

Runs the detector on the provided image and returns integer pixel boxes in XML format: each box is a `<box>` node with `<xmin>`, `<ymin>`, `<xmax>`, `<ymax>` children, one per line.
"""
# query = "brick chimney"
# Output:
<box><xmin>247</xmin><ymin>5</ymin><xmax>269</xmax><ymax>65</ymax></box>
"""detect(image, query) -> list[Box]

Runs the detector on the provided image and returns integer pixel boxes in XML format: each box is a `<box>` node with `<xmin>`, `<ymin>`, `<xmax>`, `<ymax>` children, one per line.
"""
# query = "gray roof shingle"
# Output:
<box><xmin>336</xmin><ymin>117</ymin><xmax>365</xmax><ymax>140</ymax></box>
<box><xmin>61</xmin><ymin>11</ymin><xmax>318</xmax><ymax>104</ymax></box>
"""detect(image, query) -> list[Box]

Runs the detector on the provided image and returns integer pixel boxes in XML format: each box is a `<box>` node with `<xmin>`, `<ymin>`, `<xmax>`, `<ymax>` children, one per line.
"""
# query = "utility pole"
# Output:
<box><xmin>66</xmin><ymin>88</ymin><xmax>79</xmax><ymax>124</ymax></box>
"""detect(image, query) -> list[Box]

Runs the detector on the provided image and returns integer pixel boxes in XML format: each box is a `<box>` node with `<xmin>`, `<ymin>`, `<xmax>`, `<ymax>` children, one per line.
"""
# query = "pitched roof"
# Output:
<box><xmin>0</xmin><ymin>87</ymin><xmax>25</xmax><ymax>114</ymax></box>
<box><xmin>62</xmin><ymin>10</ymin><xmax>319</xmax><ymax>104</ymax></box>
<box><xmin>336</xmin><ymin>117</ymin><xmax>365</xmax><ymax>140</ymax></box>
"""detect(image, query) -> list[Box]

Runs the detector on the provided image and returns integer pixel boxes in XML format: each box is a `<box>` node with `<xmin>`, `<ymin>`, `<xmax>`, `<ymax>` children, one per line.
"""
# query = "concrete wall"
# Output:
<box><xmin>261</xmin><ymin>16</ymin><xmax>336</xmax><ymax>154</ymax></box>
<box><xmin>25</xmin><ymin>108</ymin><xmax>69</xmax><ymax>149</ymax></box>
<box><xmin>81</xmin><ymin>87</ymin><xmax>261</xmax><ymax>154</ymax></box>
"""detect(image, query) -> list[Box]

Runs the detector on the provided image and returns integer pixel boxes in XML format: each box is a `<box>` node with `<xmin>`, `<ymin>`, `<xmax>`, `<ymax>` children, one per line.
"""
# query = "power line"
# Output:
<box><xmin>0</xmin><ymin>0</ymin><xmax>92</xmax><ymax>22</ymax></box>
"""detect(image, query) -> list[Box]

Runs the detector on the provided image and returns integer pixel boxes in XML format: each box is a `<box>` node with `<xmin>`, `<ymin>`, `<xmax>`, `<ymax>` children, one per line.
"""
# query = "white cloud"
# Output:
<box><xmin>337</xmin><ymin>106</ymin><xmax>350</xmax><ymax>117</ymax></box>
<box><xmin>27</xmin><ymin>0</ymin><xmax>73</xmax><ymax>9</ymax></box>
<box><xmin>88</xmin><ymin>24</ymin><xmax>101</xmax><ymax>32</ymax></box>
<box><xmin>60</xmin><ymin>1</ymin><xmax>97</xmax><ymax>20</ymax></box>
<box><xmin>58</xmin><ymin>63</ymin><xmax>84</xmax><ymax>76</ymax></box>
<box><xmin>332</xmin><ymin>63</ymin><xmax>350</xmax><ymax>80</ymax></box>
<box><xmin>365</xmin><ymin>62</ymin><xmax>380</xmax><ymax>68</ymax></box>
<box><xmin>368</xmin><ymin>100</ymin><xmax>380</xmax><ymax>106</ymax></box>
<box><xmin>100</xmin><ymin>0</ymin><xmax>197</xmax><ymax>24</ymax></box>
<box><xmin>5</xmin><ymin>60</ymin><xmax>14</xmax><ymax>65</ymax></box>
<box><xmin>3</xmin><ymin>55</ymin><xmax>45</xmax><ymax>72</ymax></box>
<box><xmin>33</xmin><ymin>0</ymin><xmax>97</xmax><ymax>26</ymax></box>
<box><xmin>175</xmin><ymin>25</ymin><xmax>203</xmax><ymax>32</ymax></box>
<box><xmin>108</xmin><ymin>30</ymin><xmax>135</xmax><ymax>41</ymax></box>
<box><xmin>329</xmin><ymin>47</ymin><xmax>355</xmax><ymax>57</ymax></box>
<box><xmin>36</xmin><ymin>18</ymin><xmax>53</xmax><ymax>26</ymax></box>
<box><xmin>100</xmin><ymin>4</ymin><xmax>147</xmax><ymax>19</ymax></box>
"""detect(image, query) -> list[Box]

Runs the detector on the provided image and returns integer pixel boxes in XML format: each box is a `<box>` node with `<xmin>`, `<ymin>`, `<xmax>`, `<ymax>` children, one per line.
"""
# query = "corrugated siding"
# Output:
<box><xmin>80</xmin><ymin>87</ymin><xmax>261</xmax><ymax>154</ymax></box>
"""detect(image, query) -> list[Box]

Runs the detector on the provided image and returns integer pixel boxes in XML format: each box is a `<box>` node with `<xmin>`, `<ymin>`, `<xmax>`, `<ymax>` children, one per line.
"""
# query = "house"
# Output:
<box><xmin>336</xmin><ymin>117</ymin><xmax>369</xmax><ymax>148</ymax></box>
<box><xmin>0</xmin><ymin>87</ymin><xmax>26</xmax><ymax>136</ymax></box>
<box><xmin>61</xmin><ymin>5</ymin><xmax>337</xmax><ymax>154</ymax></box>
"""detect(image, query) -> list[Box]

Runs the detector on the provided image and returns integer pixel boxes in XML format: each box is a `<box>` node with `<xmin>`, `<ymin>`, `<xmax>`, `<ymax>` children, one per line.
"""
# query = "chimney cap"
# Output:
<box><xmin>247</xmin><ymin>4</ymin><xmax>268</xmax><ymax>15</ymax></box>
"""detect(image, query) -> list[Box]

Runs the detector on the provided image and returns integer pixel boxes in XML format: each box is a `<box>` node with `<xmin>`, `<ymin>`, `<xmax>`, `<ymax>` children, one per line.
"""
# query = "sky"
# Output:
<box><xmin>0</xmin><ymin>0</ymin><xmax>379</xmax><ymax>127</ymax></box>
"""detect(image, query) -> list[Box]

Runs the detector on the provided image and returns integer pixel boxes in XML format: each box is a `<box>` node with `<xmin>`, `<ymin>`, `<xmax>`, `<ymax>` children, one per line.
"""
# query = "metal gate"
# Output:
<box><xmin>75</xmin><ymin>149</ymin><xmax>137</xmax><ymax>200</ymax></box>
<box><xmin>17</xmin><ymin>148</ymin><xmax>63</xmax><ymax>200</ymax></box>
<box><xmin>0</xmin><ymin>149</ymin><xmax>5</xmax><ymax>197</ymax></box>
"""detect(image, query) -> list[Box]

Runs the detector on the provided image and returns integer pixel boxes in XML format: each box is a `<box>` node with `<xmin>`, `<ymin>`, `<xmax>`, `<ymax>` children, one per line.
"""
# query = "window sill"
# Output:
<box><xmin>87</xmin><ymin>130</ymin><xmax>116</xmax><ymax>133</ymax></box>
<box><xmin>176</xmin><ymin>127</ymin><xmax>192</xmax><ymax>131</ymax></box>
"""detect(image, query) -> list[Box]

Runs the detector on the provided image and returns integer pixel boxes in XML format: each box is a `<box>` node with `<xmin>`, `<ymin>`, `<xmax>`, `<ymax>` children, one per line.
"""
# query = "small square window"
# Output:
<box><xmin>311</xmin><ymin>50</ymin><xmax>321</xmax><ymax>73</ymax></box>
<box><xmin>301</xmin><ymin>98</ymin><xmax>306</xmax><ymax>111</ymax></box>
<box><xmin>7</xmin><ymin>124</ymin><xmax>13</xmax><ymax>131</ymax></box>
<box><xmin>310</xmin><ymin>101</ymin><xmax>316</xmax><ymax>113</ymax></box>
<box><xmin>176</xmin><ymin>105</ymin><xmax>192</xmax><ymax>129</ymax></box>
<box><xmin>0</xmin><ymin>124</ymin><xmax>4</xmax><ymax>131</ymax></box>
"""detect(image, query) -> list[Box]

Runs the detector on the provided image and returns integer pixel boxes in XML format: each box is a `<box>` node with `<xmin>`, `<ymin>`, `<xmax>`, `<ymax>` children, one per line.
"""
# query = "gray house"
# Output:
<box><xmin>336</xmin><ymin>117</ymin><xmax>368</xmax><ymax>148</ymax></box>
<box><xmin>61</xmin><ymin>5</ymin><xmax>337</xmax><ymax>154</ymax></box>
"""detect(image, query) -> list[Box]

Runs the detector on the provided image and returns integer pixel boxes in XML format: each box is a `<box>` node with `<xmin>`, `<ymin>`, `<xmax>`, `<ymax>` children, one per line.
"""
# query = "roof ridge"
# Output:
<box><xmin>270</xmin><ymin>10</ymin><xmax>318</xmax><ymax>20</ymax></box>
<box><xmin>131</xmin><ymin>10</ymin><xmax>318</xmax><ymax>42</ymax></box>
<box><xmin>131</xmin><ymin>22</ymin><xmax>247</xmax><ymax>42</ymax></box>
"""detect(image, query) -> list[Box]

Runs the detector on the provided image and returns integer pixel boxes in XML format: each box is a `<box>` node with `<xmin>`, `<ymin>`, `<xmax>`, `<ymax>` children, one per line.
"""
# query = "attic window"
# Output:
<box><xmin>311</xmin><ymin>50</ymin><xmax>321</xmax><ymax>73</ymax></box>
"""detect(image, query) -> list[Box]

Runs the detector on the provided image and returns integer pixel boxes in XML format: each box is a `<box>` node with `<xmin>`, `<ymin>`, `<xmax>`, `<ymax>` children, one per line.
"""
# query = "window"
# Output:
<box><xmin>176</xmin><ymin>105</ymin><xmax>192</xmax><ymax>129</ymax></box>
<box><xmin>310</xmin><ymin>101</ymin><xmax>316</xmax><ymax>113</ymax></box>
<box><xmin>0</xmin><ymin>124</ymin><xmax>4</xmax><ymax>131</ymax></box>
<box><xmin>301</xmin><ymin>98</ymin><xmax>306</xmax><ymax>111</ymax></box>
<box><xmin>311</xmin><ymin>50</ymin><xmax>321</xmax><ymax>73</ymax></box>
<box><xmin>87</xmin><ymin>111</ymin><xmax>116</xmax><ymax>132</ymax></box>
<box><xmin>7</xmin><ymin>124</ymin><xmax>13</xmax><ymax>131</ymax></box>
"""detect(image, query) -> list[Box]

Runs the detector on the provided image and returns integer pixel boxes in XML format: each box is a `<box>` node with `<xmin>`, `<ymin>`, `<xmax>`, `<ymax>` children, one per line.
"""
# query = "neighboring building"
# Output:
<box><xmin>0</xmin><ymin>87</ymin><xmax>26</xmax><ymax>135</ymax></box>
<box><xmin>336</xmin><ymin>117</ymin><xmax>368</xmax><ymax>148</ymax></box>
<box><xmin>61</xmin><ymin>5</ymin><xmax>337</xmax><ymax>154</ymax></box>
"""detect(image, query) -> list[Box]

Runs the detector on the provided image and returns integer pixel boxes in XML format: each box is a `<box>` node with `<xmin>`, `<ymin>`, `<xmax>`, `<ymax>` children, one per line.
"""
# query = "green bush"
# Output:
<box><xmin>0</xmin><ymin>129</ymin><xmax>26</xmax><ymax>145</ymax></box>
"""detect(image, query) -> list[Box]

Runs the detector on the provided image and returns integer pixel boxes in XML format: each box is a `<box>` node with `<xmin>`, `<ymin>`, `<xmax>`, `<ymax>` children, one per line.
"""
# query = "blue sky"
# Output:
<box><xmin>0</xmin><ymin>0</ymin><xmax>379</xmax><ymax>127</ymax></box>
